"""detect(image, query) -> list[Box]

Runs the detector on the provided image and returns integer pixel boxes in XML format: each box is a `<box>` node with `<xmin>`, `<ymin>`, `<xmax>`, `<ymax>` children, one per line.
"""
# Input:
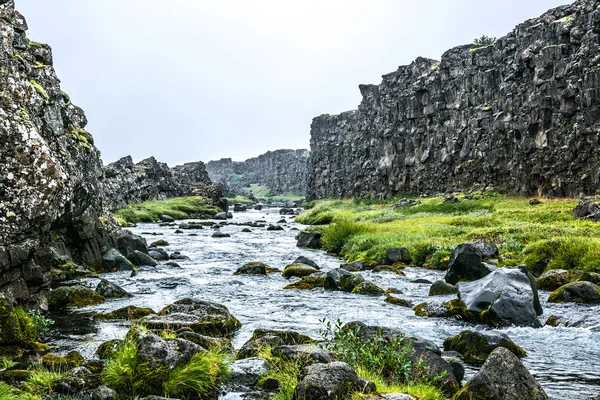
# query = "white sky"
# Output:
<box><xmin>16</xmin><ymin>0</ymin><xmax>569</xmax><ymax>166</ymax></box>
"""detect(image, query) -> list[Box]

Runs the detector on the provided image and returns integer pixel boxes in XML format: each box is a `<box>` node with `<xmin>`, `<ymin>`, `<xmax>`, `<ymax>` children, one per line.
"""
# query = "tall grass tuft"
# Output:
<box><xmin>101</xmin><ymin>337</ymin><xmax>139</xmax><ymax>395</ymax></box>
<box><xmin>163</xmin><ymin>349</ymin><xmax>230</xmax><ymax>398</ymax></box>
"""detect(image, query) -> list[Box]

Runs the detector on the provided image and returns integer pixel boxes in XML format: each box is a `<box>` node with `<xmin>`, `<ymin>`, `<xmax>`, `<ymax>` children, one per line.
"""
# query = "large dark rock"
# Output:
<box><xmin>443</xmin><ymin>330</ymin><xmax>526</xmax><ymax>365</ymax></box>
<box><xmin>128</xmin><ymin>250</ymin><xmax>158</xmax><ymax>267</ymax></box>
<box><xmin>297</xmin><ymin>231</ymin><xmax>322</xmax><ymax>249</ymax></box>
<box><xmin>95</xmin><ymin>279</ymin><xmax>131</xmax><ymax>299</ymax></box>
<box><xmin>324</xmin><ymin>268</ymin><xmax>364</xmax><ymax>292</ymax></box>
<box><xmin>282</xmin><ymin>264</ymin><xmax>319</xmax><ymax>279</ymax></box>
<box><xmin>547</xmin><ymin>281</ymin><xmax>600</xmax><ymax>303</ymax></box>
<box><xmin>293</xmin><ymin>362</ymin><xmax>376</xmax><ymax>400</ymax></box>
<box><xmin>457</xmin><ymin>268</ymin><xmax>542</xmax><ymax>328</ymax></box>
<box><xmin>380</xmin><ymin>247</ymin><xmax>411</xmax><ymax>265</ymax></box>
<box><xmin>115</xmin><ymin>230</ymin><xmax>148</xmax><ymax>259</ymax></box>
<box><xmin>444</xmin><ymin>244</ymin><xmax>496</xmax><ymax>285</ymax></box>
<box><xmin>271</xmin><ymin>344</ymin><xmax>334</xmax><ymax>364</ymax></box>
<box><xmin>102</xmin><ymin>248</ymin><xmax>135</xmax><ymax>272</ymax></box>
<box><xmin>536</xmin><ymin>269</ymin><xmax>600</xmax><ymax>291</ymax></box>
<box><xmin>306</xmin><ymin>0</ymin><xmax>600</xmax><ymax>201</ymax></box>
<box><xmin>234</xmin><ymin>262</ymin><xmax>269</xmax><ymax>276</ymax></box>
<box><xmin>453</xmin><ymin>347</ymin><xmax>549</xmax><ymax>400</ymax></box>
<box><xmin>50</xmin><ymin>286</ymin><xmax>105</xmax><ymax>310</ymax></box>
<box><xmin>572</xmin><ymin>201</ymin><xmax>600</xmax><ymax>222</ymax></box>
<box><xmin>293</xmin><ymin>256</ymin><xmax>320</xmax><ymax>270</ymax></box>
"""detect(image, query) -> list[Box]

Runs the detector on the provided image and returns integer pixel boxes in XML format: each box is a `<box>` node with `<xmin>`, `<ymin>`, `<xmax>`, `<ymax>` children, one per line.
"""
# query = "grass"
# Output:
<box><xmin>101</xmin><ymin>336</ymin><xmax>139</xmax><ymax>394</ymax></box>
<box><xmin>21</xmin><ymin>368</ymin><xmax>64</xmax><ymax>396</ymax></box>
<box><xmin>353</xmin><ymin>368</ymin><xmax>445</xmax><ymax>400</ymax></box>
<box><xmin>0</xmin><ymin>356</ymin><xmax>17</xmax><ymax>370</ymax></box>
<box><xmin>225</xmin><ymin>193</ymin><xmax>254</xmax><ymax>205</ymax></box>
<box><xmin>257</xmin><ymin>346</ymin><xmax>303</xmax><ymax>400</ymax></box>
<box><xmin>296</xmin><ymin>195</ymin><xmax>600</xmax><ymax>274</ymax></box>
<box><xmin>163</xmin><ymin>349</ymin><xmax>230</xmax><ymax>398</ymax></box>
<box><xmin>113</xmin><ymin>196</ymin><xmax>221</xmax><ymax>224</ymax></box>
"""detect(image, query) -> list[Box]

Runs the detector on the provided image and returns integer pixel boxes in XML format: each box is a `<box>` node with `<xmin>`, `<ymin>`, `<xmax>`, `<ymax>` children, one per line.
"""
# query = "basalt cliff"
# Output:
<box><xmin>0</xmin><ymin>1</ymin><xmax>119</xmax><ymax>308</ymax></box>
<box><xmin>308</xmin><ymin>0</ymin><xmax>600</xmax><ymax>200</ymax></box>
<box><xmin>207</xmin><ymin>149</ymin><xmax>309</xmax><ymax>196</ymax></box>
<box><xmin>102</xmin><ymin>156</ymin><xmax>224</xmax><ymax>211</ymax></box>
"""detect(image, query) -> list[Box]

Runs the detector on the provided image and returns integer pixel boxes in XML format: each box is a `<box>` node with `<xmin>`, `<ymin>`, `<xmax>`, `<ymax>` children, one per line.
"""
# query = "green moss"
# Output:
<box><xmin>0</xmin><ymin>304</ymin><xmax>39</xmax><ymax>349</ymax></box>
<box><xmin>283</xmin><ymin>274</ymin><xmax>326</xmax><ymax>290</ymax></box>
<box><xmin>443</xmin><ymin>331</ymin><xmax>526</xmax><ymax>365</ymax></box>
<box><xmin>93</xmin><ymin>306</ymin><xmax>156</xmax><ymax>321</ymax></box>
<box><xmin>41</xmin><ymin>352</ymin><xmax>84</xmax><ymax>372</ymax></box>
<box><xmin>60</xmin><ymin>91</ymin><xmax>71</xmax><ymax>106</ymax></box>
<box><xmin>351</xmin><ymin>281</ymin><xmax>385</xmax><ymax>296</ymax></box>
<box><xmin>27</xmin><ymin>40</ymin><xmax>43</xmax><ymax>48</ymax></box>
<box><xmin>29</xmin><ymin>80</ymin><xmax>49</xmax><ymax>101</ymax></box>
<box><xmin>385</xmin><ymin>295</ymin><xmax>413</xmax><ymax>307</ymax></box>
<box><xmin>114</xmin><ymin>196</ymin><xmax>221</xmax><ymax>224</ymax></box>
<box><xmin>49</xmin><ymin>286</ymin><xmax>105</xmax><ymax>310</ymax></box>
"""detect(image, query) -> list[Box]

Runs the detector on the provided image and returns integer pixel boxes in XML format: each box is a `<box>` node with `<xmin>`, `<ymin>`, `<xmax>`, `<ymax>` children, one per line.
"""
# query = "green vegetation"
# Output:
<box><xmin>471</xmin><ymin>34</ymin><xmax>496</xmax><ymax>49</ymax></box>
<box><xmin>352</xmin><ymin>368</ymin><xmax>445</xmax><ymax>400</ymax></box>
<box><xmin>225</xmin><ymin>193</ymin><xmax>254</xmax><ymax>205</ymax></box>
<box><xmin>21</xmin><ymin>368</ymin><xmax>64</xmax><ymax>396</ymax></box>
<box><xmin>296</xmin><ymin>195</ymin><xmax>600</xmax><ymax>274</ymax></box>
<box><xmin>0</xmin><ymin>356</ymin><xmax>16</xmax><ymax>370</ymax></box>
<box><xmin>257</xmin><ymin>346</ymin><xmax>304</xmax><ymax>400</ymax></box>
<box><xmin>101</xmin><ymin>329</ymin><xmax>230</xmax><ymax>398</ymax></box>
<box><xmin>0</xmin><ymin>305</ymin><xmax>51</xmax><ymax>348</ymax></box>
<box><xmin>240</xmin><ymin>184</ymin><xmax>305</xmax><ymax>203</ymax></box>
<box><xmin>113</xmin><ymin>196</ymin><xmax>221</xmax><ymax>224</ymax></box>
<box><xmin>29</xmin><ymin>80</ymin><xmax>49</xmax><ymax>101</ymax></box>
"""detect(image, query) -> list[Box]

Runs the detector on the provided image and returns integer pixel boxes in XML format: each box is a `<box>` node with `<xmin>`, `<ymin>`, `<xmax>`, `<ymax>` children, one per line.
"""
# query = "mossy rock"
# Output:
<box><xmin>547</xmin><ymin>281</ymin><xmax>600</xmax><ymax>304</ymax></box>
<box><xmin>50</xmin><ymin>286</ymin><xmax>106</xmax><ymax>310</ymax></box>
<box><xmin>41</xmin><ymin>351</ymin><xmax>84</xmax><ymax>372</ymax></box>
<box><xmin>51</xmin><ymin>262</ymin><xmax>94</xmax><ymax>283</ymax></box>
<box><xmin>0</xmin><ymin>296</ymin><xmax>38</xmax><ymax>348</ymax></box>
<box><xmin>237</xmin><ymin>328</ymin><xmax>313</xmax><ymax>359</ymax></box>
<box><xmin>536</xmin><ymin>269</ymin><xmax>600</xmax><ymax>291</ymax></box>
<box><xmin>414</xmin><ymin>298</ymin><xmax>467</xmax><ymax>319</ymax></box>
<box><xmin>544</xmin><ymin>315</ymin><xmax>562</xmax><ymax>327</ymax></box>
<box><xmin>95</xmin><ymin>339</ymin><xmax>123</xmax><ymax>360</ymax></box>
<box><xmin>371</xmin><ymin>265</ymin><xmax>406</xmax><ymax>276</ymax></box>
<box><xmin>0</xmin><ymin>369</ymin><xmax>33</xmax><ymax>383</ymax></box>
<box><xmin>443</xmin><ymin>331</ymin><xmax>526</xmax><ymax>365</ymax></box>
<box><xmin>284</xmin><ymin>272</ymin><xmax>327</xmax><ymax>290</ymax></box>
<box><xmin>428</xmin><ymin>280</ymin><xmax>458</xmax><ymax>296</ymax></box>
<box><xmin>351</xmin><ymin>281</ymin><xmax>385</xmax><ymax>295</ymax></box>
<box><xmin>93</xmin><ymin>306</ymin><xmax>156</xmax><ymax>321</ymax></box>
<box><xmin>234</xmin><ymin>262</ymin><xmax>269</xmax><ymax>276</ymax></box>
<box><xmin>177</xmin><ymin>330</ymin><xmax>232</xmax><ymax>351</ymax></box>
<box><xmin>282</xmin><ymin>264</ymin><xmax>319</xmax><ymax>279</ymax></box>
<box><xmin>384</xmin><ymin>295</ymin><xmax>414</xmax><ymax>307</ymax></box>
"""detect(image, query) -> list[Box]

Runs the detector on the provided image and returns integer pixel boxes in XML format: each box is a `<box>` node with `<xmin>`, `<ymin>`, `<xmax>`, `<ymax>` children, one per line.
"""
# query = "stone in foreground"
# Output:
<box><xmin>443</xmin><ymin>330</ymin><xmax>526</xmax><ymax>365</ymax></box>
<box><xmin>293</xmin><ymin>362</ymin><xmax>376</xmax><ymax>400</ymax></box>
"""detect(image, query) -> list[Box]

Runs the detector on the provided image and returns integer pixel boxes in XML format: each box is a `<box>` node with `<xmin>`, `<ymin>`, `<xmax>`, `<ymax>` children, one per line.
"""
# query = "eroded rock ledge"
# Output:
<box><xmin>308</xmin><ymin>0</ymin><xmax>600</xmax><ymax>200</ymax></box>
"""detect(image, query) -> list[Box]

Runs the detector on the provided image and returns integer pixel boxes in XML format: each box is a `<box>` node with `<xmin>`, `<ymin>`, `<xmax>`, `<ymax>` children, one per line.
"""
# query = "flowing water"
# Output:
<box><xmin>49</xmin><ymin>209</ymin><xmax>600</xmax><ymax>399</ymax></box>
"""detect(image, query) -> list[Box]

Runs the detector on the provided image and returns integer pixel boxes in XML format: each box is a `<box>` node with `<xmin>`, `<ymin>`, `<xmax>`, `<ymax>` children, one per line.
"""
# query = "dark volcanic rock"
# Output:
<box><xmin>572</xmin><ymin>201</ymin><xmax>600</xmax><ymax>221</ymax></box>
<box><xmin>380</xmin><ymin>247</ymin><xmax>411</xmax><ymax>265</ymax></box>
<box><xmin>324</xmin><ymin>268</ymin><xmax>364</xmax><ymax>292</ymax></box>
<box><xmin>293</xmin><ymin>256</ymin><xmax>320</xmax><ymax>270</ymax></box>
<box><xmin>234</xmin><ymin>262</ymin><xmax>269</xmax><ymax>276</ymax></box>
<box><xmin>445</xmin><ymin>244</ymin><xmax>496</xmax><ymax>285</ymax></box>
<box><xmin>443</xmin><ymin>330</ymin><xmax>526</xmax><ymax>365</ymax></box>
<box><xmin>96</xmin><ymin>279</ymin><xmax>131</xmax><ymax>298</ymax></box>
<box><xmin>307</xmin><ymin>0</ymin><xmax>600</xmax><ymax>200</ymax></box>
<box><xmin>297</xmin><ymin>231</ymin><xmax>322</xmax><ymax>249</ymax></box>
<box><xmin>547</xmin><ymin>281</ymin><xmax>600</xmax><ymax>303</ymax></box>
<box><xmin>293</xmin><ymin>362</ymin><xmax>376</xmax><ymax>400</ymax></box>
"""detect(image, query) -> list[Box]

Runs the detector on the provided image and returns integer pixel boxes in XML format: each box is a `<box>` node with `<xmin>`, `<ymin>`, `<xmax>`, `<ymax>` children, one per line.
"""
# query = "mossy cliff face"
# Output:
<box><xmin>206</xmin><ymin>149</ymin><xmax>309</xmax><ymax>195</ymax></box>
<box><xmin>308</xmin><ymin>0</ymin><xmax>600</xmax><ymax>199</ymax></box>
<box><xmin>102</xmin><ymin>156</ymin><xmax>224</xmax><ymax>212</ymax></box>
<box><xmin>0</xmin><ymin>0</ymin><xmax>118</xmax><ymax>307</ymax></box>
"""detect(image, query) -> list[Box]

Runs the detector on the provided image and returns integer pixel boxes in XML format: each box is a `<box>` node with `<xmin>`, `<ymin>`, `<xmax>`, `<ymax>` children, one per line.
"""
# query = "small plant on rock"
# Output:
<box><xmin>472</xmin><ymin>34</ymin><xmax>496</xmax><ymax>48</ymax></box>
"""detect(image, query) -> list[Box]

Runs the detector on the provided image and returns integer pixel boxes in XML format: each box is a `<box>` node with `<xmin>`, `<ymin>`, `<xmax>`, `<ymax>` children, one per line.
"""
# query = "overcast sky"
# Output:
<box><xmin>17</xmin><ymin>0</ymin><xmax>568</xmax><ymax>166</ymax></box>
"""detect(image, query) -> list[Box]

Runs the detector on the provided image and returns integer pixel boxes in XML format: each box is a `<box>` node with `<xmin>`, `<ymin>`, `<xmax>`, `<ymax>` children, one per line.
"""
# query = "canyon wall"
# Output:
<box><xmin>308</xmin><ymin>0</ymin><xmax>600</xmax><ymax>200</ymax></box>
<box><xmin>207</xmin><ymin>149</ymin><xmax>309</xmax><ymax>195</ymax></box>
<box><xmin>0</xmin><ymin>1</ymin><xmax>119</xmax><ymax>308</ymax></box>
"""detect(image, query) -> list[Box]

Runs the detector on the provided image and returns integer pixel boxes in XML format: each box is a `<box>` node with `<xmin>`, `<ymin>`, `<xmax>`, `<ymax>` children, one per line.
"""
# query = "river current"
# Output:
<box><xmin>49</xmin><ymin>208</ymin><xmax>600</xmax><ymax>399</ymax></box>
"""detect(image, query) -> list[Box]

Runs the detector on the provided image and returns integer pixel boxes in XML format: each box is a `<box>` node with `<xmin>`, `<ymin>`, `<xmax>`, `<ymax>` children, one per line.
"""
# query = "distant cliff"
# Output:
<box><xmin>0</xmin><ymin>1</ymin><xmax>119</xmax><ymax>307</ymax></box>
<box><xmin>308</xmin><ymin>0</ymin><xmax>600</xmax><ymax>200</ymax></box>
<box><xmin>102</xmin><ymin>157</ymin><xmax>224</xmax><ymax>211</ymax></box>
<box><xmin>207</xmin><ymin>149</ymin><xmax>309</xmax><ymax>196</ymax></box>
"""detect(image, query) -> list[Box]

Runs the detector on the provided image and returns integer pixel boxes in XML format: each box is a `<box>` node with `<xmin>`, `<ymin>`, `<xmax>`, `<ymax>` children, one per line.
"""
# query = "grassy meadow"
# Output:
<box><xmin>296</xmin><ymin>194</ymin><xmax>600</xmax><ymax>275</ymax></box>
<box><xmin>113</xmin><ymin>196</ymin><xmax>221</xmax><ymax>224</ymax></box>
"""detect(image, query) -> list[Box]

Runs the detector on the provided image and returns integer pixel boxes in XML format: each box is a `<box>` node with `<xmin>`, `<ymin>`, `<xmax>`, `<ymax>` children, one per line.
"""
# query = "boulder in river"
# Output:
<box><xmin>159</xmin><ymin>214</ymin><xmax>175</xmax><ymax>223</ymax></box>
<box><xmin>536</xmin><ymin>269</ymin><xmax>600</xmax><ymax>291</ymax></box>
<box><xmin>341</xmin><ymin>260</ymin><xmax>369</xmax><ymax>271</ymax></box>
<box><xmin>149</xmin><ymin>239</ymin><xmax>169</xmax><ymax>247</ymax></box>
<box><xmin>95</xmin><ymin>279</ymin><xmax>131</xmax><ymax>298</ymax></box>
<box><xmin>284</xmin><ymin>272</ymin><xmax>327</xmax><ymax>290</ymax></box>
<box><xmin>234</xmin><ymin>262</ymin><xmax>269</xmax><ymax>276</ymax></box>
<box><xmin>212</xmin><ymin>231</ymin><xmax>231</xmax><ymax>238</ymax></box>
<box><xmin>142</xmin><ymin>298</ymin><xmax>241</xmax><ymax>337</ymax></box>
<box><xmin>50</xmin><ymin>286</ymin><xmax>105</xmax><ymax>310</ymax></box>
<box><xmin>267</xmin><ymin>224</ymin><xmax>284</xmax><ymax>231</ymax></box>
<box><xmin>429</xmin><ymin>280</ymin><xmax>458</xmax><ymax>296</ymax></box>
<box><xmin>547</xmin><ymin>281</ymin><xmax>600</xmax><ymax>304</ymax></box>
<box><xmin>293</xmin><ymin>362</ymin><xmax>376</xmax><ymax>400</ymax></box>
<box><xmin>116</xmin><ymin>230</ymin><xmax>149</xmax><ymax>260</ymax></box>
<box><xmin>443</xmin><ymin>330</ymin><xmax>526</xmax><ymax>365</ymax></box>
<box><xmin>323</xmin><ymin>268</ymin><xmax>364</xmax><ymax>292</ymax></box>
<box><xmin>297</xmin><ymin>231</ymin><xmax>322</xmax><ymax>249</ymax></box>
<box><xmin>293</xmin><ymin>256</ymin><xmax>320</xmax><ymax>270</ymax></box>
<box><xmin>282</xmin><ymin>264</ymin><xmax>319</xmax><ymax>279</ymax></box>
<box><xmin>129</xmin><ymin>250</ymin><xmax>159</xmax><ymax>267</ymax></box>
<box><xmin>385</xmin><ymin>295</ymin><xmax>414</xmax><ymax>308</ymax></box>
<box><xmin>148</xmin><ymin>248</ymin><xmax>170</xmax><ymax>261</ymax></box>
<box><xmin>457</xmin><ymin>267</ymin><xmax>542</xmax><ymax>328</ymax></box>
<box><xmin>237</xmin><ymin>328</ymin><xmax>313</xmax><ymax>359</ymax></box>
<box><xmin>444</xmin><ymin>243</ymin><xmax>496</xmax><ymax>285</ymax></box>
<box><xmin>94</xmin><ymin>306</ymin><xmax>156</xmax><ymax>321</ymax></box>
<box><xmin>280</xmin><ymin>208</ymin><xmax>295</xmax><ymax>215</ymax></box>
<box><xmin>102</xmin><ymin>248</ymin><xmax>136</xmax><ymax>272</ymax></box>
<box><xmin>351</xmin><ymin>281</ymin><xmax>385</xmax><ymax>296</ymax></box>
<box><xmin>453</xmin><ymin>347</ymin><xmax>549</xmax><ymax>400</ymax></box>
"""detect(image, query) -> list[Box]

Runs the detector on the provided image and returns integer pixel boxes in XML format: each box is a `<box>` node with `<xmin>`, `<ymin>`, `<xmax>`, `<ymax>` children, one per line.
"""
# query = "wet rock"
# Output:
<box><xmin>159</xmin><ymin>215</ymin><xmax>175</xmax><ymax>223</ymax></box>
<box><xmin>293</xmin><ymin>256</ymin><xmax>320</xmax><ymax>270</ymax></box>
<box><xmin>351</xmin><ymin>281</ymin><xmax>385</xmax><ymax>295</ymax></box>
<box><xmin>129</xmin><ymin>250</ymin><xmax>159</xmax><ymax>267</ymax></box>
<box><xmin>116</xmin><ymin>230</ymin><xmax>149</xmax><ymax>260</ymax></box>
<box><xmin>234</xmin><ymin>262</ymin><xmax>269</xmax><ymax>276</ymax></box>
<box><xmin>297</xmin><ymin>231</ymin><xmax>322</xmax><ymax>249</ymax></box>
<box><xmin>177</xmin><ymin>330</ymin><xmax>231</xmax><ymax>351</ymax></box>
<box><xmin>233</xmin><ymin>204</ymin><xmax>247</xmax><ymax>212</ymax></box>
<box><xmin>143</xmin><ymin>298</ymin><xmax>241</xmax><ymax>337</ymax></box>
<box><xmin>230</xmin><ymin>357</ymin><xmax>269</xmax><ymax>388</ymax></box>
<box><xmin>267</xmin><ymin>224</ymin><xmax>284</xmax><ymax>231</ymax></box>
<box><xmin>51</xmin><ymin>262</ymin><xmax>94</xmax><ymax>283</ymax></box>
<box><xmin>174</xmin><ymin>229</ymin><xmax>184</xmax><ymax>234</ymax></box>
<box><xmin>280</xmin><ymin>208</ymin><xmax>295</xmax><ymax>215</ymax></box>
<box><xmin>444</xmin><ymin>244</ymin><xmax>496</xmax><ymax>285</ymax></box>
<box><xmin>429</xmin><ymin>280</ymin><xmax>458</xmax><ymax>296</ymax></box>
<box><xmin>255</xmin><ymin>205</ymin><xmax>263</xmax><ymax>211</ymax></box>
<box><xmin>241</xmin><ymin>228</ymin><xmax>253</xmax><ymax>233</ymax></box>
<box><xmin>572</xmin><ymin>201</ymin><xmax>600</xmax><ymax>222</ymax></box>
<box><xmin>56</xmin><ymin>366</ymin><xmax>98</xmax><ymax>394</ymax></box>
<box><xmin>50</xmin><ymin>286</ymin><xmax>105</xmax><ymax>310</ymax></box>
<box><xmin>341</xmin><ymin>260</ymin><xmax>369</xmax><ymax>271</ymax></box>
<box><xmin>536</xmin><ymin>269</ymin><xmax>600</xmax><ymax>291</ymax></box>
<box><xmin>324</xmin><ymin>269</ymin><xmax>364</xmax><ymax>292</ymax></box>
<box><xmin>282</xmin><ymin>264</ymin><xmax>319</xmax><ymax>279</ymax></box>
<box><xmin>272</xmin><ymin>344</ymin><xmax>334</xmax><ymax>365</ymax></box>
<box><xmin>42</xmin><ymin>351</ymin><xmax>84</xmax><ymax>372</ymax></box>
<box><xmin>237</xmin><ymin>328</ymin><xmax>313</xmax><ymax>359</ymax></box>
<box><xmin>212</xmin><ymin>231</ymin><xmax>231</xmax><ymax>238</ymax></box>
<box><xmin>102</xmin><ymin>248</ymin><xmax>135</xmax><ymax>272</ymax></box>
<box><xmin>381</xmin><ymin>247</ymin><xmax>411</xmax><ymax>265</ymax></box>
<box><xmin>215</xmin><ymin>212</ymin><xmax>231</xmax><ymax>220</ymax></box>
<box><xmin>169</xmin><ymin>252</ymin><xmax>190</xmax><ymax>261</ymax></box>
<box><xmin>149</xmin><ymin>239</ymin><xmax>169</xmax><ymax>247</ymax></box>
<box><xmin>94</xmin><ymin>306</ymin><xmax>156</xmax><ymax>321</ymax></box>
<box><xmin>457</xmin><ymin>268</ymin><xmax>542</xmax><ymax>328</ymax></box>
<box><xmin>148</xmin><ymin>248</ymin><xmax>170</xmax><ymax>261</ymax></box>
<box><xmin>412</xmin><ymin>278</ymin><xmax>432</xmax><ymax>284</ymax></box>
<box><xmin>453</xmin><ymin>347</ymin><xmax>548</xmax><ymax>400</ymax></box>
<box><xmin>277</xmin><ymin>219</ymin><xmax>287</xmax><ymax>223</ymax></box>
<box><xmin>371</xmin><ymin>265</ymin><xmax>406</xmax><ymax>275</ymax></box>
<box><xmin>95</xmin><ymin>279</ymin><xmax>131</xmax><ymax>298</ymax></box>
<box><xmin>443</xmin><ymin>330</ymin><xmax>526</xmax><ymax>365</ymax></box>
<box><xmin>293</xmin><ymin>362</ymin><xmax>376</xmax><ymax>400</ymax></box>
<box><xmin>548</xmin><ymin>281</ymin><xmax>600</xmax><ymax>304</ymax></box>
<box><xmin>164</xmin><ymin>261</ymin><xmax>182</xmax><ymax>268</ymax></box>
<box><xmin>414</xmin><ymin>299</ymin><xmax>467</xmax><ymax>319</ymax></box>
<box><xmin>385</xmin><ymin>295</ymin><xmax>414</xmax><ymax>307</ymax></box>
<box><xmin>95</xmin><ymin>339</ymin><xmax>123</xmax><ymax>360</ymax></box>
<box><xmin>284</xmin><ymin>272</ymin><xmax>327</xmax><ymax>290</ymax></box>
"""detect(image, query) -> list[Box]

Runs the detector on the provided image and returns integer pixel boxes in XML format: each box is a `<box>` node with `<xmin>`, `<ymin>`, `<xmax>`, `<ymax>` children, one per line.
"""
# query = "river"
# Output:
<box><xmin>48</xmin><ymin>208</ymin><xmax>600</xmax><ymax>399</ymax></box>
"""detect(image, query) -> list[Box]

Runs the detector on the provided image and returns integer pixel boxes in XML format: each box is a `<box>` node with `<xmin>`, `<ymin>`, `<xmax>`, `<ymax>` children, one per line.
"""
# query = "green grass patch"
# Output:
<box><xmin>163</xmin><ymin>349</ymin><xmax>230</xmax><ymax>398</ymax></box>
<box><xmin>21</xmin><ymin>368</ymin><xmax>64</xmax><ymax>396</ymax></box>
<box><xmin>257</xmin><ymin>346</ymin><xmax>303</xmax><ymax>400</ymax></box>
<box><xmin>113</xmin><ymin>196</ymin><xmax>221</xmax><ymax>224</ymax></box>
<box><xmin>297</xmin><ymin>196</ymin><xmax>600</xmax><ymax>274</ymax></box>
<box><xmin>225</xmin><ymin>193</ymin><xmax>254</xmax><ymax>205</ymax></box>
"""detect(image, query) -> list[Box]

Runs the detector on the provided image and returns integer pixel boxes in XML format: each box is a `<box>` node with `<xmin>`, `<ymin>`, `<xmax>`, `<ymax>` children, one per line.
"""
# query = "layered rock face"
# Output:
<box><xmin>102</xmin><ymin>157</ymin><xmax>222</xmax><ymax>211</ymax></box>
<box><xmin>0</xmin><ymin>1</ymin><xmax>119</xmax><ymax>308</ymax></box>
<box><xmin>308</xmin><ymin>0</ymin><xmax>600</xmax><ymax>200</ymax></box>
<box><xmin>207</xmin><ymin>149</ymin><xmax>309</xmax><ymax>195</ymax></box>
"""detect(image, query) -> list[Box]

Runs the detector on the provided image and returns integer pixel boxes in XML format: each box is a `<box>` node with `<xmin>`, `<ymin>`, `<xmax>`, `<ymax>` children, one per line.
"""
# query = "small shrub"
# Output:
<box><xmin>522</xmin><ymin>238</ymin><xmax>600</xmax><ymax>275</ymax></box>
<box><xmin>163</xmin><ymin>349</ymin><xmax>230</xmax><ymax>398</ymax></box>
<box><xmin>472</xmin><ymin>34</ymin><xmax>496</xmax><ymax>48</ymax></box>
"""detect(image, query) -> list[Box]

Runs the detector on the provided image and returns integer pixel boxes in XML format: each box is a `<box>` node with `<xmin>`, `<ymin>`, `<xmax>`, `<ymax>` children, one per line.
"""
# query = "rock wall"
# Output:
<box><xmin>0</xmin><ymin>1</ymin><xmax>119</xmax><ymax>308</ymax></box>
<box><xmin>308</xmin><ymin>0</ymin><xmax>600</xmax><ymax>200</ymax></box>
<box><xmin>102</xmin><ymin>157</ymin><xmax>223</xmax><ymax>211</ymax></box>
<box><xmin>207</xmin><ymin>149</ymin><xmax>309</xmax><ymax>195</ymax></box>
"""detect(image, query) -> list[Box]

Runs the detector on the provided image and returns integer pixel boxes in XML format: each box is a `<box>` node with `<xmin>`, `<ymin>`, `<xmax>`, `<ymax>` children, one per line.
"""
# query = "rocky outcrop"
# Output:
<box><xmin>102</xmin><ymin>156</ymin><xmax>222</xmax><ymax>211</ymax></box>
<box><xmin>308</xmin><ymin>0</ymin><xmax>600</xmax><ymax>199</ymax></box>
<box><xmin>207</xmin><ymin>149</ymin><xmax>309</xmax><ymax>195</ymax></box>
<box><xmin>0</xmin><ymin>1</ymin><xmax>121</xmax><ymax>308</ymax></box>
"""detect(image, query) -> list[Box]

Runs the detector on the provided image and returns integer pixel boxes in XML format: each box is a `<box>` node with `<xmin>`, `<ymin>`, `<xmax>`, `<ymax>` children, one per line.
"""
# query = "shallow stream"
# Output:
<box><xmin>49</xmin><ymin>209</ymin><xmax>600</xmax><ymax>399</ymax></box>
